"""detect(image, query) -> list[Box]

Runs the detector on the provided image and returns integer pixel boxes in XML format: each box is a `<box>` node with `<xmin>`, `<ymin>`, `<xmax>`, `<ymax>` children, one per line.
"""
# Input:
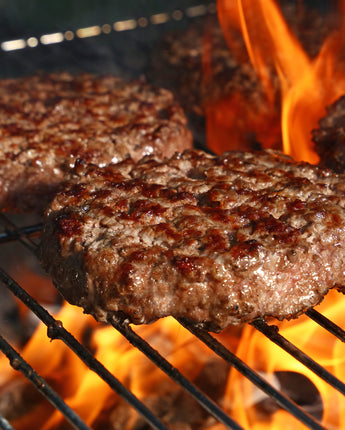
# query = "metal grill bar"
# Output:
<box><xmin>0</xmin><ymin>334</ymin><xmax>91</xmax><ymax>430</ymax></box>
<box><xmin>0</xmin><ymin>223</ymin><xmax>42</xmax><ymax>244</ymax></box>
<box><xmin>0</xmin><ymin>215</ymin><xmax>343</xmax><ymax>429</ymax></box>
<box><xmin>0</xmin><ymin>414</ymin><xmax>14</xmax><ymax>430</ymax></box>
<box><xmin>306</xmin><ymin>308</ymin><xmax>345</xmax><ymax>343</ymax></box>
<box><xmin>0</xmin><ymin>268</ymin><xmax>169</xmax><ymax>430</ymax></box>
<box><xmin>1</xmin><ymin>216</ymin><xmax>243</xmax><ymax>429</ymax></box>
<box><xmin>252</xmin><ymin>319</ymin><xmax>345</xmax><ymax>396</ymax></box>
<box><xmin>110</xmin><ymin>316</ymin><xmax>244</xmax><ymax>430</ymax></box>
<box><xmin>178</xmin><ymin>318</ymin><xmax>325</xmax><ymax>430</ymax></box>
<box><xmin>0</xmin><ymin>214</ymin><xmax>38</xmax><ymax>253</ymax></box>
<box><xmin>0</xmin><ymin>2</ymin><xmax>217</xmax><ymax>53</ymax></box>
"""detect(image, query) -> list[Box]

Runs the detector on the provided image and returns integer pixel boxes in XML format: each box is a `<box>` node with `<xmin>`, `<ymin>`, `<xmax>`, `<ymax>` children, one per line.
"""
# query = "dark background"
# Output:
<box><xmin>0</xmin><ymin>0</ymin><xmax>216</xmax><ymax>78</ymax></box>
<box><xmin>0</xmin><ymin>0</ymin><xmax>336</xmax><ymax>78</ymax></box>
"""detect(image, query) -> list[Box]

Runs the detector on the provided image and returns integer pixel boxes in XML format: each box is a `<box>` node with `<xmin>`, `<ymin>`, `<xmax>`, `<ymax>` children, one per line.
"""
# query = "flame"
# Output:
<box><xmin>0</xmin><ymin>297</ymin><xmax>241</xmax><ymax>429</ymax></box>
<box><xmin>3</xmin><ymin>3</ymin><xmax>345</xmax><ymax>428</ymax></box>
<box><xmin>212</xmin><ymin>0</ymin><xmax>345</xmax><ymax>163</ymax></box>
<box><xmin>0</xmin><ymin>303</ymin><xmax>97</xmax><ymax>429</ymax></box>
<box><xmin>221</xmin><ymin>290</ymin><xmax>345</xmax><ymax>429</ymax></box>
<box><xmin>3</xmin><ymin>284</ymin><xmax>345</xmax><ymax>428</ymax></box>
<box><xmin>206</xmin><ymin>2</ymin><xmax>345</xmax><ymax>427</ymax></box>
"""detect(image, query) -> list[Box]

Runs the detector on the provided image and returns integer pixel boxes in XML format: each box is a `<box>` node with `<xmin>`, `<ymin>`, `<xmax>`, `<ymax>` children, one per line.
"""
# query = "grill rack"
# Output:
<box><xmin>0</xmin><ymin>214</ymin><xmax>344</xmax><ymax>430</ymax></box>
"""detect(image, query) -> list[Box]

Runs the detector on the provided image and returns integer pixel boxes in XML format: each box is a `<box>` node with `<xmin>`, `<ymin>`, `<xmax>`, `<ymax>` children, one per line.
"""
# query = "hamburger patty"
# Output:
<box><xmin>39</xmin><ymin>149</ymin><xmax>345</xmax><ymax>331</ymax></box>
<box><xmin>312</xmin><ymin>95</ymin><xmax>345</xmax><ymax>173</ymax></box>
<box><xmin>0</xmin><ymin>72</ymin><xmax>192</xmax><ymax>213</ymax></box>
<box><xmin>149</xmin><ymin>7</ymin><xmax>338</xmax><ymax>151</ymax></box>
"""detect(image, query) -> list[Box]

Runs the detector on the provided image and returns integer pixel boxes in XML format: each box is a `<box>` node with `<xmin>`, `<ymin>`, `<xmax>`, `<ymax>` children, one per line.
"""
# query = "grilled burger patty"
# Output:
<box><xmin>39</xmin><ymin>149</ymin><xmax>345</xmax><ymax>331</ymax></box>
<box><xmin>312</xmin><ymin>95</ymin><xmax>345</xmax><ymax>173</ymax></box>
<box><xmin>0</xmin><ymin>72</ymin><xmax>192</xmax><ymax>213</ymax></box>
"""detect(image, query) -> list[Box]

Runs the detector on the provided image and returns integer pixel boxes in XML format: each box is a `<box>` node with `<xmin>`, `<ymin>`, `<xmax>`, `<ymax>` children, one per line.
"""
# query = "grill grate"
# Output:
<box><xmin>0</xmin><ymin>214</ymin><xmax>344</xmax><ymax>430</ymax></box>
<box><xmin>0</xmin><ymin>334</ymin><xmax>91</xmax><ymax>430</ymax></box>
<box><xmin>178</xmin><ymin>319</ymin><xmax>325</xmax><ymax>430</ymax></box>
<box><xmin>251</xmin><ymin>319</ymin><xmax>345</xmax><ymax>397</ymax></box>
<box><xmin>0</xmin><ymin>268</ymin><xmax>168</xmax><ymax>430</ymax></box>
<box><xmin>110</xmin><ymin>317</ymin><xmax>243</xmax><ymax>430</ymax></box>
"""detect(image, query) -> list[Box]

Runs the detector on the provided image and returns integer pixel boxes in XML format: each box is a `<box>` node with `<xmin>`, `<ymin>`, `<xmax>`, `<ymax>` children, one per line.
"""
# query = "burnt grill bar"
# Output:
<box><xmin>0</xmin><ymin>334</ymin><xmax>91</xmax><ymax>430</ymax></box>
<box><xmin>0</xmin><ymin>269</ymin><xmax>169</xmax><ymax>430</ymax></box>
<box><xmin>306</xmin><ymin>308</ymin><xmax>345</xmax><ymax>343</ymax></box>
<box><xmin>0</xmin><ymin>223</ymin><xmax>42</xmax><ymax>244</ymax></box>
<box><xmin>251</xmin><ymin>319</ymin><xmax>345</xmax><ymax>396</ymax></box>
<box><xmin>110</xmin><ymin>317</ymin><xmax>243</xmax><ymax>430</ymax></box>
<box><xmin>178</xmin><ymin>318</ymin><xmax>326</xmax><ymax>430</ymax></box>
<box><xmin>0</xmin><ymin>414</ymin><xmax>15</xmax><ymax>430</ymax></box>
<box><xmin>0</xmin><ymin>214</ymin><xmax>38</xmax><ymax>253</ymax></box>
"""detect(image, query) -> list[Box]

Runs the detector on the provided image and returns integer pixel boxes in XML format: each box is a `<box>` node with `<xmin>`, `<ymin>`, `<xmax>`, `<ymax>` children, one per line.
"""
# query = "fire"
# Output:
<box><xmin>222</xmin><ymin>290</ymin><xmax>345</xmax><ymax>429</ymax></box>
<box><xmin>208</xmin><ymin>1</ymin><xmax>345</xmax><ymax>427</ymax></box>
<box><xmin>3</xmin><ymin>2</ymin><xmax>345</xmax><ymax>429</ymax></box>
<box><xmin>212</xmin><ymin>0</ymin><xmax>345</xmax><ymax>163</ymax></box>
<box><xmin>2</xmin><ymin>289</ymin><xmax>345</xmax><ymax>428</ymax></box>
<box><xmin>0</xmin><ymin>294</ymin><xmax>240</xmax><ymax>429</ymax></box>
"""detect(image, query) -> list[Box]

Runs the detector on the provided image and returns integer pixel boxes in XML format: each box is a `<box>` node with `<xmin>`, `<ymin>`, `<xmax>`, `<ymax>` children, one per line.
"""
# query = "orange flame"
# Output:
<box><xmin>214</xmin><ymin>0</ymin><xmax>345</xmax><ymax>163</ymax></box>
<box><xmin>3</xmin><ymin>3</ymin><xmax>345</xmax><ymax>428</ymax></box>
<box><xmin>222</xmin><ymin>290</ymin><xmax>345</xmax><ymax>429</ymax></box>
<box><xmin>2</xmin><ymin>291</ymin><xmax>345</xmax><ymax>428</ymax></box>
<box><xmin>0</xmin><ymin>299</ymin><xmax>241</xmax><ymax>429</ymax></box>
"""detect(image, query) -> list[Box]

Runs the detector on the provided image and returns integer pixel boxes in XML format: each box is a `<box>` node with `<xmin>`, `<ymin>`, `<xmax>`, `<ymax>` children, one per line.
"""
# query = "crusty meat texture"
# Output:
<box><xmin>0</xmin><ymin>72</ymin><xmax>192</xmax><ymax>213</ymax></box>
<box><xmin>39</xmin><ymin>149</ymin><xmax>345</xmax><ymax>331</ymax></box>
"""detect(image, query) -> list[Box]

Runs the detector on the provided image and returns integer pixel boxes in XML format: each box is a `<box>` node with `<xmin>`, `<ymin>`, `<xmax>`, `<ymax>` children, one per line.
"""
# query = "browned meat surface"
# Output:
<box><xmin>39</xmin><ymin>149</ymin><xmax>345</xmax><ymax>331</ymax></box>
<box><xmin>312</xmin><ymin>96</ymin><xmax>345</xmax><ymax>173</ymax></box>
<box><xmin>149</xmin><ymin>5</ymin><xmax>338</xmax><ymax>151</ymax></box>
<box><xmin>0</xmin><ymin>72</ymin><xmax>192</xmax><ymax>213</ymax></box>
<box><xmin>149</xmin><ymin>14</ymin><xmax>278</xmax><ymax>151</ymax></box>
